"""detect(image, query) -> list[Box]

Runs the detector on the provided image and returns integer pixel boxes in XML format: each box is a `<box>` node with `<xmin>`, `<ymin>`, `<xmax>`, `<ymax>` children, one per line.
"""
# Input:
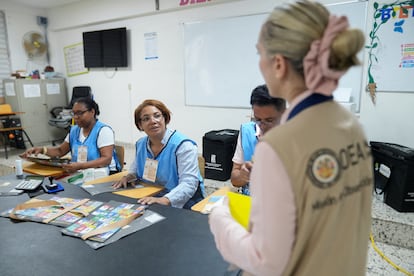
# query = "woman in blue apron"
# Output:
<box><xmin>22</xmin><ymin>97</ymin><xmax>120</xmax><ymax>175</ymax></box>
<box><xmin>113</xmin><ymin>99</ymin><xmax>204</xmax><ymax>209</ymax></box>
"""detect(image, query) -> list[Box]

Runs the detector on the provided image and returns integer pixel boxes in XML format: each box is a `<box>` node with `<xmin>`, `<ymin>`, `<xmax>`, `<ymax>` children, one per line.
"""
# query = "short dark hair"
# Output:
<box><xmin>250</xmin><ymin>85</ymin><xmax>286</xmax><ymax>112</ymax></box>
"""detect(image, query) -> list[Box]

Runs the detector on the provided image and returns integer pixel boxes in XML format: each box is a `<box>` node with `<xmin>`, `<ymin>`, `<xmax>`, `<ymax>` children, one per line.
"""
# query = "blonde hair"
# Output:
<box><xmin>259</xmin><ymin>0</ymin><xmax>364</xmax><ymax>74</ymax></box>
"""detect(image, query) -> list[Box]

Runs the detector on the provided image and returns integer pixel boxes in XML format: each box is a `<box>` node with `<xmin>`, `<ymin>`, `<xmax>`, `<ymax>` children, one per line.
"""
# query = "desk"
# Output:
<box><xmin>22</xmin><ymin>167</ymin><xmax>164</xmax><ymax>199</ymax></box>
<box><xmin>0</xmin><ymin>112</ymin><xmax>33</xmax><ymax>159</ymax></box>
<box><xmin>192</xmin><ymin>186</ymin><xmax>231</xmax><ymax>213</ymax></box>
<box><xmin>0</xmin><ymin>178</ymin><xmax>229</xmax><ymax>276</ymax></box>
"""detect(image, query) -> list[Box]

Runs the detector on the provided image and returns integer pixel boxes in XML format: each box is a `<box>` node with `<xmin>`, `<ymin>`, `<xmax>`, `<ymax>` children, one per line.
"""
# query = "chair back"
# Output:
<box><xmin>69</xmin><ymin>86</ymin><xmax>92</xmax><ymax>108</ymax></box>
<box><xmin>0</xmin><ymin>104</ymin><xmax>13</xmax><ymax>114</ymax></box>
<box><xmin>198</xmin><ymin>155</ymin><xmax>205</xmax><ymax>179</ymax></box>
<box><xmin>50</xmin><ymin>106</ymin><xmax>63</xmax><ymax>118</ymax></box>
<box><xmin>115</xmin><ymin>145</ymin><xmax>125</xmax><ymax>171</ymax></box>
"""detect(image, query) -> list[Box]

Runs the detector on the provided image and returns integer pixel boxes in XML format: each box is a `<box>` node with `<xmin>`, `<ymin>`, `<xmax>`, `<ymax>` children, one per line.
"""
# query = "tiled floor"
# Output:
<box><xmin>1</xmin><ymin>144</ymin><xmax>413</xmax><ymax>275</ymax></box>
<box><xmin>368</xmin><ymin>194</ymin><xmax>414</xmax><ymax>275</ymax></box>
<box><xmin>367</xmin><ymin>242</ymin><xmax>414</xmax><ymax>275</ymax></box>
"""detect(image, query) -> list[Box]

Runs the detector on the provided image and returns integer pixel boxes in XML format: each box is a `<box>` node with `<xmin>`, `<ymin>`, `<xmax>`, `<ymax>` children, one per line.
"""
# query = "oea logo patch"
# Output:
<box><xmin>307</xmin><ymin>148</ymin><xmax>341</xmax><ymax>189</ymax></box>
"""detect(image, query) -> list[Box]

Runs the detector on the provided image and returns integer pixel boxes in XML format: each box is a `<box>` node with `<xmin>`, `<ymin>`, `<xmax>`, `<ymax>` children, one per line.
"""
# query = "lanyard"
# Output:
<box><xmin>287</xmin><ymin>93</ymin><xmax>333</xmax><ymax>121</ymax></box>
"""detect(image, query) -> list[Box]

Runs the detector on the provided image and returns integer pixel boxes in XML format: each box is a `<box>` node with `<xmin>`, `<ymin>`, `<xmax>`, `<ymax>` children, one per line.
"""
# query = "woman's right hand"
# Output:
<box><xmin>112</xmin><ymin>175</ymin><xmax>135</xmax><ymax>189</ymax></box>
<box><xmin>239</xmin><ymin>161</ymin><xmax>253</xmax><ymax>184</ymax></box>
<box><xmin>21</xmin><ymin>147</ymin><xmax>42</xmax><ymax>158</ymax></box>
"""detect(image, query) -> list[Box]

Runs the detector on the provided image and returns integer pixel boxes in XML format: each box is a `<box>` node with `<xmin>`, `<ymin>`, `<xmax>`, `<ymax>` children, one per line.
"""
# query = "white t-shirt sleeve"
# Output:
<box><xmin>232</xmin><ymin>133</ymin><xmax>245</xmax><ymax>164</ymax></box>
<box><xmin>97</xmin><ymin>126</ymin><xmax>115</xmax><ymax>148</ymax></box>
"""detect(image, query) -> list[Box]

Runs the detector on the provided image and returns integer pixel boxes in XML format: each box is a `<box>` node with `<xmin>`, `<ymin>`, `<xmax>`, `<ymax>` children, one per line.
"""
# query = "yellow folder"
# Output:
<box><xmin>227</xmin><ymin>191</ymin><xmax>251</xmax><ymax>230</ymax></box>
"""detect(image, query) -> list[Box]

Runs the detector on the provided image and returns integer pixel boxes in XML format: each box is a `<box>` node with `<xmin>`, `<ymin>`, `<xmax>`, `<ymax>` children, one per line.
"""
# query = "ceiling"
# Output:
<box><xmin>7</xmin><ymin>0</ymin><xmax>82</xmax><ymax>9</ymax></box>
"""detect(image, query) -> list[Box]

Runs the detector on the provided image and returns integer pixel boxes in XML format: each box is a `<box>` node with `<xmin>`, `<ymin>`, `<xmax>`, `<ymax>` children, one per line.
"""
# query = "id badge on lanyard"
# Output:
<box><xmin>77</xmin><ymin>145</ymin><xmax>88</xmax><ymax>163</ymax></box>
<box><xmin>143</xmin><ymin>158</ymin><xmax>158</xmax><ymax>182</ymax></box>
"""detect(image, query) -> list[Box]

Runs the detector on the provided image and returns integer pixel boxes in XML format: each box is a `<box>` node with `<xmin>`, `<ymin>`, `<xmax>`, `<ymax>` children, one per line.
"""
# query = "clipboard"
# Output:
<box><xmin>22</xmin><ymin>155</ymin><xmax>70</xmax><ymax>168</ymax></box>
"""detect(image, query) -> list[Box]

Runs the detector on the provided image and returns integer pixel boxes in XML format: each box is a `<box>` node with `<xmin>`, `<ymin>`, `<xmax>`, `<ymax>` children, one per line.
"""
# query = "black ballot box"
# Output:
<box><xmin>370</xmin><ymin>141</ymin><xmax>414</xmax><ymax>212</ymax></box>
<box><xmin>203</xmin><ymin>129</ymin><xmax>239</xmax><ymax>181</ymax></box>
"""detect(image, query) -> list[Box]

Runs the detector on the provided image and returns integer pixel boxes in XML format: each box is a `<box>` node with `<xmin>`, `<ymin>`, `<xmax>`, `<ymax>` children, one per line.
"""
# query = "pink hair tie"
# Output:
<box><xmin>303</xmin><ymin>15</ymin><xmax>349</xmax><ymax>96</ymax></box>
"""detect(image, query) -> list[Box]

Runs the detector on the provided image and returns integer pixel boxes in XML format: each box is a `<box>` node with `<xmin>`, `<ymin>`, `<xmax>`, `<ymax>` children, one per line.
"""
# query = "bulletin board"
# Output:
<box><xmin>183</xmin><ymin>1</ymin><xmax>368</xmax><ymax>111</ymax></box>
<box><xmin>367</xmin><ymin>0</ymin><xmax>414</xmax><ymax>92</ymax></box>
<box><xmin>64</xmin><ymin>42</ymin><xmax>89</xmax><ymax>77</ymax></box>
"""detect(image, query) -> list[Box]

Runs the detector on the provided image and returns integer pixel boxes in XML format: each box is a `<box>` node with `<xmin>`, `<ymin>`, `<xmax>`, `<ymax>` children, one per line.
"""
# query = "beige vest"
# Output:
<box><xmin>263</xmin><ymin>101</ymin><xmax>373</xmax><ymax>276</ymax></box>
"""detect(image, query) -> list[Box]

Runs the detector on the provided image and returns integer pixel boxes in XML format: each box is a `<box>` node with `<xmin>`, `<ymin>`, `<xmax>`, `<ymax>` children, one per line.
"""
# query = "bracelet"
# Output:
<box><xmin>43</xmin><ymin>146</ymin><xmax>48</xmax><ymax>155</ymax></box>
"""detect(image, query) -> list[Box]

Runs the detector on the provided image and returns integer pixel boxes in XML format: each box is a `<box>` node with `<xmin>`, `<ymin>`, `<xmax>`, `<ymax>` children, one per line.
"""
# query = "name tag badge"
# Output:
<box><xmin>77</xmin><ymin>146</ymin><xmax>88</xmax><ymax>163</ymax></box>
<box><xmin>143</xmin><ymin>158</ymin><xmax>158</xmax><ymax>182</ymax></box>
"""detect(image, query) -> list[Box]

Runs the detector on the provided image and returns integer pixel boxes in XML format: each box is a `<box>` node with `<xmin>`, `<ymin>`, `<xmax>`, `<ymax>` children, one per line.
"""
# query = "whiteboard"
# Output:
<box><xmin>184</xmin><ymin>13</ymin><xmax>267</xmax><ymax>108</ymax></box>
<box><xmin>183</xmin><ymin>1</ymin><xmax>367</xmax><ymax>111</ymax></box>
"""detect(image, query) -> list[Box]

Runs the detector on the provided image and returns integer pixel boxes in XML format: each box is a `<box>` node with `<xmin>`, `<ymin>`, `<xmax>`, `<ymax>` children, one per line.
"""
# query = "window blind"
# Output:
<box><xmin>0</xmin><ymin>11</ymin><xmax>11</xmax><ymax>99</ymax></box>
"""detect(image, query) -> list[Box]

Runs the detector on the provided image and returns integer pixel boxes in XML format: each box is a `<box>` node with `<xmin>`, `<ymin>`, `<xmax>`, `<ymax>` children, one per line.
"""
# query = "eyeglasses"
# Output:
<box><xmin>140</xmin><ymin>112</ymin><xmax>163</xmax><ymax>123</ymax></box>
<box><xmin>70</xmin><ymin>110</ymin><xmax>90</xmax><ymax>117</ymax></box>
<box><xmin>251</xmin><ymin>117</ymin><xmax>277</xmax><ymax>126</ymax></box>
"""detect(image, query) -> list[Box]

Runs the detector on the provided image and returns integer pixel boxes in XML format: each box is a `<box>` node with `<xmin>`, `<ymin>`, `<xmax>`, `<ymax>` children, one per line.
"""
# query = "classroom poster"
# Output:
<box><xmin>64</xmin><ymin>43</ymin><xmax>89</xmax><ymax>77</ymax></box>
<box><xmin>367</xmin><ymin>0</ymin><xmax>414</xmax><ymax>92</ymax></box>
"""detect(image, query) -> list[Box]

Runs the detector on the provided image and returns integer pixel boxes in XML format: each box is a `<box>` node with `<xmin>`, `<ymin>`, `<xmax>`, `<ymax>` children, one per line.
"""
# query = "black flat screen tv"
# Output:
<box><xmin>83</xmin><ymin>27</ymin><xmax>128</xmax><ymax>68</ymax></box>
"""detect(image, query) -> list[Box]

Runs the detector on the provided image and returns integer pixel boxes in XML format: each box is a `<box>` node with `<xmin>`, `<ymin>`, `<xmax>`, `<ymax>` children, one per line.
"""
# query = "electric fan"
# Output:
<box><xmin>22</xmin><ymin>31</ymin><xmax>47</xmax><ymax>59</ymax></box>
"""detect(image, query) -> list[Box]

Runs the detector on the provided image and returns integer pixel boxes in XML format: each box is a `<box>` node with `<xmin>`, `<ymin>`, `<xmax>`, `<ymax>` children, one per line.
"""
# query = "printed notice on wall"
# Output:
<box><xmin>64</xmin><ymin>43</ymin><xmax>89</xmax><ymax>77</ymax></box>
<box><xmin>144</xmin><ymin>32</ymin><xmax>158</xmax><ymax>60</ymax></box>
